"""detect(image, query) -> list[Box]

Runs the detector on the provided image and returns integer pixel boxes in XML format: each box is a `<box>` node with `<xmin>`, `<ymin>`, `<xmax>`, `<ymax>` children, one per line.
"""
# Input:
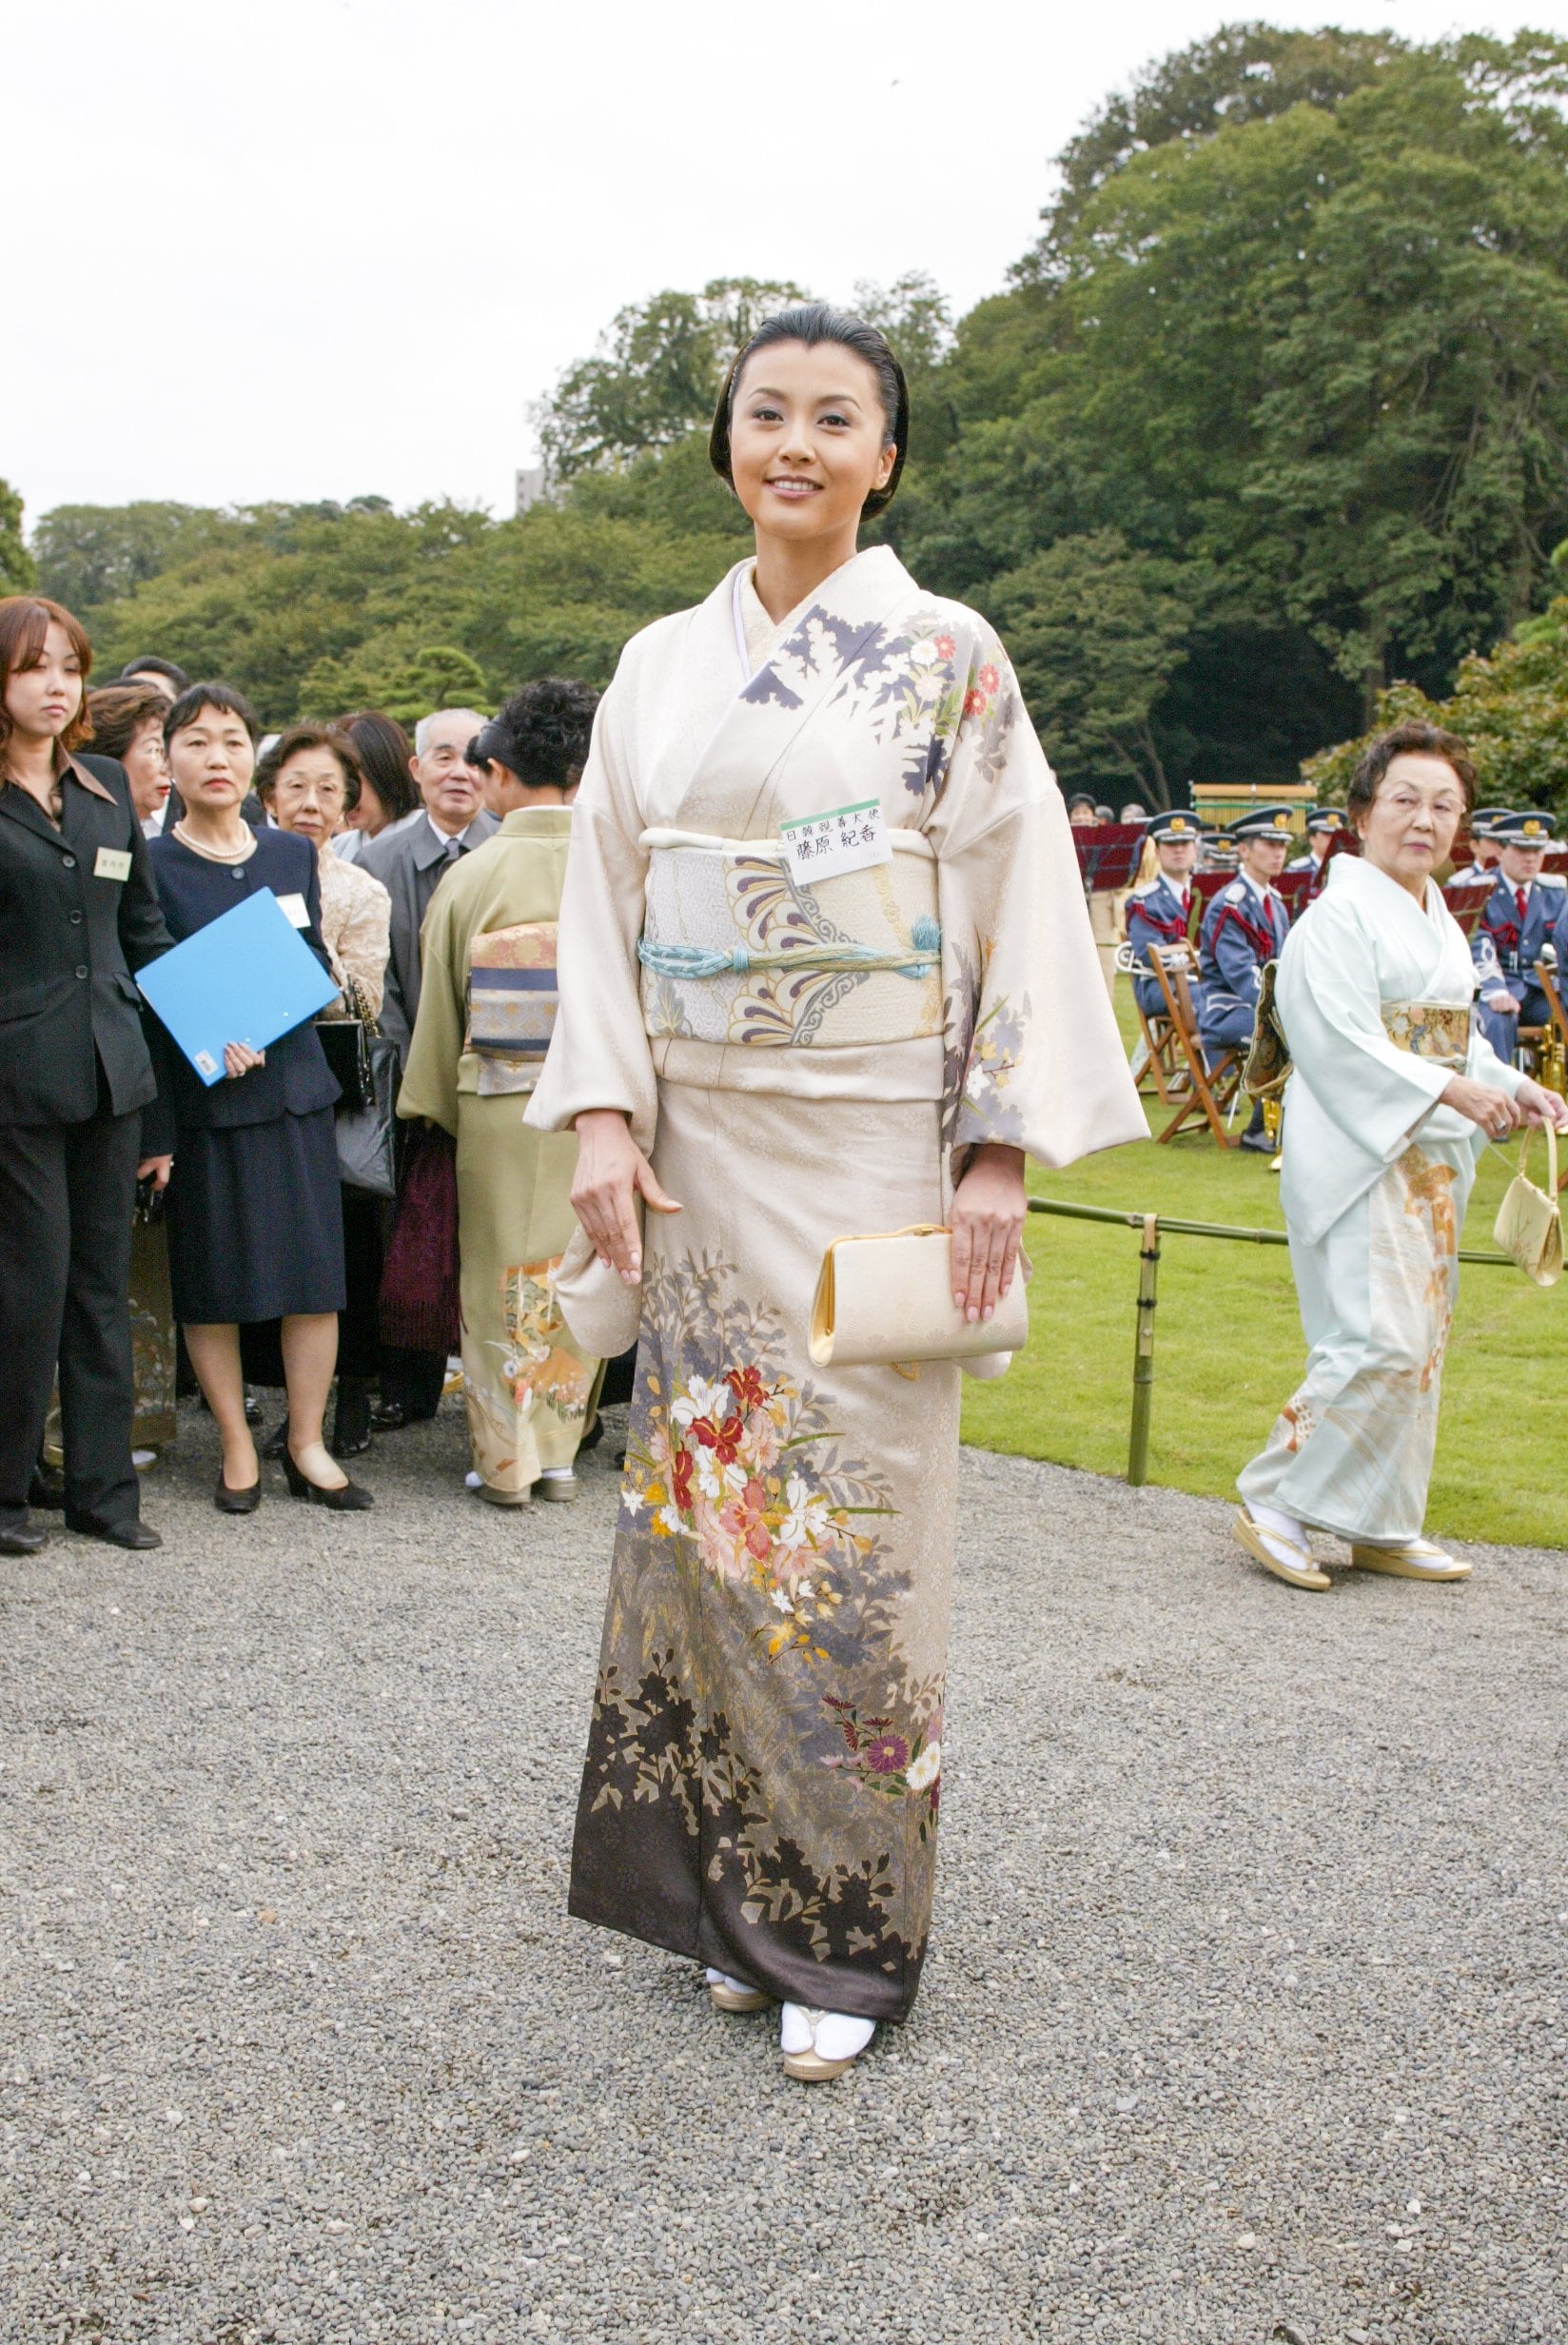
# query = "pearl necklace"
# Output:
<box><xmin>173</xmin><ymin>818</ymin><xmax>256</xmax><ymax>864</ymax></box>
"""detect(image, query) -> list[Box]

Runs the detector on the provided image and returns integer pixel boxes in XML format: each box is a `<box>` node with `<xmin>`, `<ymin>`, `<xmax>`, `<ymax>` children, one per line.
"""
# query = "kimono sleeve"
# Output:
<box><xmin>927</xmin><ymin>627</ymin><xmax>1146</xmax><ymax>1171</ymax></box>
<box><xmin>525</xmin><ymin>669</ymin><xmax>658</xmax><ymax>1152</ymax></box>
<box><xmin>1274</xmin><ymin>898</ymin><xmax>1456</xmax><ymax>1157</ymax></box>
<box><xmin>396</xmin><ymin>883</ymin><xmax>463</xmax><ymax>1136</ymax></box>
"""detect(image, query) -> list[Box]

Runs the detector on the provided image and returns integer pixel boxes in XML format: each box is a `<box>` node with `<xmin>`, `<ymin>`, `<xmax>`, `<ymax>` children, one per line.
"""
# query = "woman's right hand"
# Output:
<box><xmin>571</xmin><ymin>1108</ymin><xmax>681</xmax><ymax>1283</ymax></box>
<box><xmin>223</xmin><ymin>1041</ymin><xmax>266</xmax><ymax>1080</ymax></box>
<box><xmin>1439</xmin><ymin>1074</ymin><xmax>1520</xmax><ymax>1140</ymax></box>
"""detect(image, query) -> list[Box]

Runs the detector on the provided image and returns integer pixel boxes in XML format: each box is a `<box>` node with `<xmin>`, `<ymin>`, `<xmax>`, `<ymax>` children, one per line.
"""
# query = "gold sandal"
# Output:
<box><xmin>1232</xmin><ymin>1507</ymin><xmax>1330</xmax><ymax>1591</ymax></box>
<box><xmin>1349</xmin><ymin>1539</ymin><xmax>1470</xmax><ymax>1581</ymax></box>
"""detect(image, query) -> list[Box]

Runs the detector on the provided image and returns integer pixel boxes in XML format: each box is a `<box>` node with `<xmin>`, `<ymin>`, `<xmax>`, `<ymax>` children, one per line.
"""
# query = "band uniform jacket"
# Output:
<box><xmin>1471</xmin><ymin>872</ymin><xmax>1558</xmax><ymax>1002</ymax></box>
<box><xmin>0</xmin><ymin>751</ymin><xmax>173</xmax><ymax>1128</ymax></box>
<box><xmin>1124</xmin><ymin>871</ymin><xmax>1196</xmax><ymax>1015</ymax></box>
<box><xmin>1199</xmin><ymin>875</ymin><xmax>1290</xmax><ymax>1013</ymax></box>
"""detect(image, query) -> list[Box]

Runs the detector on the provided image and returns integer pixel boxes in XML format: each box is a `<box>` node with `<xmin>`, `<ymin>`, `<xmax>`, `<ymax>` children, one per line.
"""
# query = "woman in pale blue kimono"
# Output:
<box><xmin>1235</xmin><ymin>721</ymin><xmax>1567</xmax><ymax>1591</ymax></box>
<box><xmin>529</xmin><ymin>306</ymin><xmax>1144</xmax><ymax>2079</ymax></box>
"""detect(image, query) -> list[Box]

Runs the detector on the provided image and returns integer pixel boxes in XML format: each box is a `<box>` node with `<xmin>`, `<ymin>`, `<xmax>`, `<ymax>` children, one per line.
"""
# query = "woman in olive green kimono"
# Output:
<box><xmin>399</xmin><ymin>681</ymin><xmax>601</xmax><ymax>1504</ymax></box>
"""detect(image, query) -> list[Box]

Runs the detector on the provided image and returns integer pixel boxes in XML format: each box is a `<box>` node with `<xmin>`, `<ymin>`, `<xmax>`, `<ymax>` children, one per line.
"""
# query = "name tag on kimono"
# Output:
<box><xmin>93</xmin><ymin>846</ymin><xmax>132</xmax><ymax>882</ymax></box>
<box><xmin>779</xmin><ymin>798</ymin><xmax>892</xmax><ymax>884</ymax></box>
<box><xmin>275</xmin><ymin>892</ymin><xmax>311</xmax><ymax>930</ymax></box>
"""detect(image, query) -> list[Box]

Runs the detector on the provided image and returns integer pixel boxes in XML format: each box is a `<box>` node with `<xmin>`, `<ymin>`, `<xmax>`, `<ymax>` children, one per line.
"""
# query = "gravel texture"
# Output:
<box><xmin>2</xmin><ymin>1397</ymin><xmax>1565</xmax><ymax>2345</ymax></box>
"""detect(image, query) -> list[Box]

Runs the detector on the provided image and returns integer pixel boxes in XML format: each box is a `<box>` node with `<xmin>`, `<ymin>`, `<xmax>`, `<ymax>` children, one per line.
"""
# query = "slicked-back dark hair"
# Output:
<box><xmin>120</xmin><ymin>653</ymin><xmax>190</xmax><ymax>694</ymax></box>
<box><xmin>710</xmin><ymin>302</ymin><xmax>909</xmax><ymax>519</ymax></box>
<box><xmin>471</xmin><ymin>677</ymin><xmax>600</xmax><ymax>791</ymax></box>
<box><xmin>164</xmin><ymin>680</ymin><xmax>260</xmax><ymax>748</ymax></box>
<box><xmin>1347</xmin><ymin>719</ymin><xmax>1477</xmax><ymax>825</ymax></box>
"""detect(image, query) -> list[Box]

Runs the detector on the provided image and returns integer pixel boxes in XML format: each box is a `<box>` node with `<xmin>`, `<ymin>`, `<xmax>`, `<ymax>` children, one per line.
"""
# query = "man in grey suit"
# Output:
<box><xmin>361</xmin><ymin>708</ymin><xmax>499</xmax><ymax>1059</ymax></box>
<box><xmin>362</xmin><ymin>708</ymin><xmax>499</xmax><ymax>1428</ymax></box>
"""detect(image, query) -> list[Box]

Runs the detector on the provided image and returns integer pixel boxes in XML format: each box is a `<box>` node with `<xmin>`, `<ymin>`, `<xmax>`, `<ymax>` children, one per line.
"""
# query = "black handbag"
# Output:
<box><xmin>322</xmin><ymin>977</ymin><xmax>399</xmax><ymax>1198</ymax></box>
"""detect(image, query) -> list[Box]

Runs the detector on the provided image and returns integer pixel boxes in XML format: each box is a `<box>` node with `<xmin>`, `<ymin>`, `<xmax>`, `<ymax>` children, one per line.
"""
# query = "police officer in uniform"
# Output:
<box><xmin>1472</xmin><ymin>810</ymin><xmax>1561</xmax><ymax>1059</ymax></box>
<box><xmin>1284</xmin><ymin>805</ymin><xmax>1344</xmax><ymax>874</ymax></box>
<box><xmin>1445</xmin><ymin>807</ymin><xmax>1510</xmax><ymax>890</ymax></box>
<box><xmin>1199</xmin><ymin>804</ymin><xmax>1294</xmax><ymax>1151</ymax></box>
<box><xmin>1125</xmin><ymin>809</ymin><xmax>1204</xmax><ymax>1022</ymax></box>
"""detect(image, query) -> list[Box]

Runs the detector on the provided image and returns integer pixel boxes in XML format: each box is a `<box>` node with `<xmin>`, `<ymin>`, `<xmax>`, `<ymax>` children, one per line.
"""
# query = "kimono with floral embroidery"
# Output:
<box><xmin>528</xmin><ymin>545</ymin><xmax>1143</xmax><ymax>2020</ymax></box>
<box><xmin>399</xmin><ymin>809</ymin><xmax>597</xmax><ymax>1497</ymax></box>
<box><xmin>1238</xmin><ymin>855</ymin><xmax>1525</xmax><ymax>1542</ymax></box>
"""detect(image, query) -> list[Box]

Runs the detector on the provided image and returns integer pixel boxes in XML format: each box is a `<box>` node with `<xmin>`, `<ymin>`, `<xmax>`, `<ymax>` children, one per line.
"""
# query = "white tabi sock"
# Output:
<box><xmin>1249</xmin><ymin>1500</ymin><xmax>1308</xmax><ymax>1549</ymax></box>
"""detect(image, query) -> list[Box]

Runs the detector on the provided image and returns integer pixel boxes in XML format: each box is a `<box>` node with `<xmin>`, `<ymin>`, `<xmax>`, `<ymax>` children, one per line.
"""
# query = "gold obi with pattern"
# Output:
<box><xmin>467</xmin><ymin>921</ymin><xmax>558</xmax><ymax>1095</ymax></box>
<box><xmin>1381</xmin><ymin>999</ymin><xmax>1470</xmax><ymax>1069</ymax></box>
<box><xmin>637</xmin><ymin>828</ymin><xmax>944</xmax><ymax>1050</ymax></box>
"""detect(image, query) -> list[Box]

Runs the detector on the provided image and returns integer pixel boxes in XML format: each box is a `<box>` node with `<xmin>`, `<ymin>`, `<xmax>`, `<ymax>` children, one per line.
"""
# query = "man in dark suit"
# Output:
<box><xmin>0</xmin><ymin>601</ymin><xmax>175</xmax><ymax>1553</ymax></box>
<box><xmin>361</xmin><ymin>708</ymin><xmax>497</xmax><ymax>1428</ymax></box>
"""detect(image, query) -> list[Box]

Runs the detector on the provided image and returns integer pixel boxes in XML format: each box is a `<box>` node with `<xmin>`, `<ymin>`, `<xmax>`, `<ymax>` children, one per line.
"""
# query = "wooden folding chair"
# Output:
<box><xmin>1115</xmin><ymin>942</ymin><xmax>1186</xmax><ymax>1105</ymax></box>
<box><xmin>1150</xmin><ymin>949</ymin><xmax>1242</xmax><ymax>1147</ymax></box>
<box><xmin>1536</xmin><ymin>955</ymin><xmax>1568</xmax><ymax>1051</ymax></box>
<box><xmin>1533</xmin><ymin>956</ymin><xmax>1568</xmax><ymax>1192</ymax></box>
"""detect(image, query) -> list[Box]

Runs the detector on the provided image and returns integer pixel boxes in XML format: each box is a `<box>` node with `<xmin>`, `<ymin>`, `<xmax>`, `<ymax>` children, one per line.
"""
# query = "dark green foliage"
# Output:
<box><xmin>0</xmin><ymin>478</ymin><xmax>37</xmax><ymax>595</ymax></box>
<box><xmin>29</xmin><ymin>28</ymin><xmax>1568</xmax><ymax>783</ymax></box>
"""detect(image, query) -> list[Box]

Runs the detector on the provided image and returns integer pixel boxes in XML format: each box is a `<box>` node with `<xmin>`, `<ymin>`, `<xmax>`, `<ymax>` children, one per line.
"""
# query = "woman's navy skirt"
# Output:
<box><xmin>167</xmin><ymin>1107</ymin><xmax>346</xmax><ymax>1325</ymax></box>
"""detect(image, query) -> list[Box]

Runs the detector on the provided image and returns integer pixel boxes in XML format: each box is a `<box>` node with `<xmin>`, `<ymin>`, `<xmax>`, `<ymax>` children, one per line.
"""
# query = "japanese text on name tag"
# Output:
<box><xmin>779</xmin><ymin>798</ymin><xmax>892</xmax><ymax>883</ymax></box>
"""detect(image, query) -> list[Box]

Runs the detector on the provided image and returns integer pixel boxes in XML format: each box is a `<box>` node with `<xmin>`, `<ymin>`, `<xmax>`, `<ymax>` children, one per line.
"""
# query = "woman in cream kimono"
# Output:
<box><xmin>527</xmin><ymin>305</ymin><xmax>1144</xmax><ymax>2080</ymax></box>
<box><xmin>1235</xmin><ymin>721</ymin><xmax>1567</xmax><ymax>1592</ymax></box>
<box><xmin>400</xmin><ymin>682</ymin><xmax>601</xmax><ymax>1503</ymax></box>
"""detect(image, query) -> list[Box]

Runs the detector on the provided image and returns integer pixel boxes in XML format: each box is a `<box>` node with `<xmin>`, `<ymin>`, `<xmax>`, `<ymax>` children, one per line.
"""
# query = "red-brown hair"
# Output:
<box><xmin>0</xmin><ymin>596</ymin><xmax>94</xmax><ymax>764</ymax></box>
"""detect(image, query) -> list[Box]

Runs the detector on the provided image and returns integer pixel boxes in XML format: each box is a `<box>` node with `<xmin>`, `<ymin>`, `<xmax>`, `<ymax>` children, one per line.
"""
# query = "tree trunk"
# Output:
<box><xmin>1360</xmin><ymin>633</ymin><xmax>1387</xmax><ymax>733</ymax></box>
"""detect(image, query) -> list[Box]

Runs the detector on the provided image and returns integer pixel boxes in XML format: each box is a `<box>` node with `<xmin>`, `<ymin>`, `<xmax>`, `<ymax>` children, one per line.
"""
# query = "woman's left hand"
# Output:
<box><xmin>223</xmin><ymin>1041</ymin><xmax>266</xmax><ymax>1079</ymax></box>
<box><xmin>950</xmin><ymin>1143</ymin><xmax>1027</xmax><ymax>1324</ymax></box>
<box><xmin>136</xmin><ymin>1153</ymin><xmax>173</xmax><ymax>1191</ymax></box>
<box><xmin>1514</xmin><ymin>1078</ymin><xmax>1568</xmax><ymax>1132</ymax></box>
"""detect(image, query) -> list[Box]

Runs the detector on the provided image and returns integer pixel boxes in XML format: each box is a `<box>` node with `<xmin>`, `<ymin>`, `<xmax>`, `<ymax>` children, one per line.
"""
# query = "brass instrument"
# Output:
<box><xmin>1540</xmin><ymin>1030</ymin><xmax>1567</xmax><ymax>1100</ymax></box>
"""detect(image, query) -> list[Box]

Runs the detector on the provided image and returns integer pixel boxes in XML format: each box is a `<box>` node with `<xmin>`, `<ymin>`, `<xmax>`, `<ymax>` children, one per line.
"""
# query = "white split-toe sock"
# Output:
<box><xmin>780</xmin><ymin>2001</ymin><xmax>876</xmax><ymax>2067</ymax></box>
<box><xmin>705</xmin><ymin>1966</ymin><xmax>755</xmax><ymax>1997</ymax></box>
<box><xmin>1249</xmin><ymin>1500</ymin><xmax>1310</xmax><ymax>1564</ymax></box>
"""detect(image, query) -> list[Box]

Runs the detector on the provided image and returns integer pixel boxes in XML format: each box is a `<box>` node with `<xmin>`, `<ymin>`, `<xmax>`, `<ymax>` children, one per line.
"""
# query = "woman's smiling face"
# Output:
<box><xmin>726</xmin><ymin>341</ymin><xmax>895</xmax><ymax>549</ymax></box>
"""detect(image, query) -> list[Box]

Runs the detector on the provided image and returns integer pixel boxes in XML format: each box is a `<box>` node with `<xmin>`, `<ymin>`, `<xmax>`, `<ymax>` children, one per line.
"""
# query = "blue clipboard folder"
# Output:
<box><xmin>137</xmin><ymin>887</ymin><xmax>339</xmax><ymax>1087</ymax></box>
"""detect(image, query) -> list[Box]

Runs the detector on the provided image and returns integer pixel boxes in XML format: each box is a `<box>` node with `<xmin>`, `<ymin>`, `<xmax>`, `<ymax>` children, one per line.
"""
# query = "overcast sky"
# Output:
<box><xmin>7</xmin><ymin>0</ymin><xmax>1562</xmax><ymax>528</ymax></box>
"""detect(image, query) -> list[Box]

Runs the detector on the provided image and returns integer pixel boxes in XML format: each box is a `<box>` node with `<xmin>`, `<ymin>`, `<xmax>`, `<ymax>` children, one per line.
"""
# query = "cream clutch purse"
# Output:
<box><xmin>1493</xmin><ymin>1126</ymin><xmax>1562</xmax><ymax>1288</ymax></box>
<box><xmin>808</xmin><ymin>1224</ymin><xmax>1030</xmax><ymax>1375</ymax></box>
<box><xmin>553</xmin><ymin>1202</ymin><xmax>646</xmax><ymax>1358</ymax></box>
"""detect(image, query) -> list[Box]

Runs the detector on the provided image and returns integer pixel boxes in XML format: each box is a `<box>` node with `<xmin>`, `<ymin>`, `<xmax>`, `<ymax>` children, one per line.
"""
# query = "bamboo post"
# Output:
<box><xmin>1127</xmin><ymin>1212</ymin><xmax>1161</xmax><ymax>1487</ymax></box>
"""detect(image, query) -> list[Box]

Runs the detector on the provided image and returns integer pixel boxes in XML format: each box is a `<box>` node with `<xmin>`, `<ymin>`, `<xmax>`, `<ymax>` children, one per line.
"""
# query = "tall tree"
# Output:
<box><xmin>31</xmin><ymin>502</ymin><xmax>235</xmax><ymax>617</ymax></box>
<box><xmin>0</xmin><ymin>478</ymin><xmax>34</xmax><ymax>594</ymax></box>
<box><xmin>534</xmin><ymin>277</ymin><xmax>808</xmax><ymax>479</ymax></box>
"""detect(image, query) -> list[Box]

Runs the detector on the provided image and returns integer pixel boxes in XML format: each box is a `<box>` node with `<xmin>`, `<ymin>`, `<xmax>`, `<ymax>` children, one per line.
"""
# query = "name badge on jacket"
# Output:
<box><xmin>276</xmin><ymin>892</ymin><xmax>311</xmax><ymax>929</ymax></box>
<box><xmin>94</xmin><ymin>847</ymin><xmax>132</xmax><ymax>882</ymax></box>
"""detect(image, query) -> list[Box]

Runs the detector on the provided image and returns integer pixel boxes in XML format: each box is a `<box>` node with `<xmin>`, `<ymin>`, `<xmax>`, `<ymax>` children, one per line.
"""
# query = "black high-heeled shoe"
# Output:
<box><xmin>282</xmin><ymin>1448</ymin><xmax>374</xmax><ymax>1511</ymax></box>
<box><xmin>215</xmin><ymin>1468</ymin><xmax>261</xmax><ymax>1515</ymax></box>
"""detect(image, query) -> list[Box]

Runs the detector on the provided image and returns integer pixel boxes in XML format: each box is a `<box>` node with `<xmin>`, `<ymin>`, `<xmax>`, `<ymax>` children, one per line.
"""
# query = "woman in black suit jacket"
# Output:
<box><xmin>0</xmin><ymin>598</ymin><xmax>173</xmax><ymax>1556</ymax></box>
<box><xmin>149</xmin><ymin>685</ymin><xmax>372</xmax><ymax>1514</ymax></box>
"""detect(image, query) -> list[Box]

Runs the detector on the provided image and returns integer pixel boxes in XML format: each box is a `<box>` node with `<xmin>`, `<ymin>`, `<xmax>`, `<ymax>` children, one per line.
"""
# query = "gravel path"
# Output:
<box><xmin>2</xmin><ymin>1398</ymin><xmax>1564</xmax><ymax>2345</ymax></box>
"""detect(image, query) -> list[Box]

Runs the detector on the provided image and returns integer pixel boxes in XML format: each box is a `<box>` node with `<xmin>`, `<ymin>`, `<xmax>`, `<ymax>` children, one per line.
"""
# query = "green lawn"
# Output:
<box><xmin>960</xmin><ymin>986</ymin><xmax>1567</xmax><ymax>1549</ymax></box>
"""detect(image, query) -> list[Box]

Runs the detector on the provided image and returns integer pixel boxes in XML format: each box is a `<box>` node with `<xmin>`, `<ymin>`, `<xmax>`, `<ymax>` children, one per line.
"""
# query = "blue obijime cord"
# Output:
<box><xmin>637</xmin><ymin>916</ymin><xmax>942</xmax><ymax>984</ymax></box>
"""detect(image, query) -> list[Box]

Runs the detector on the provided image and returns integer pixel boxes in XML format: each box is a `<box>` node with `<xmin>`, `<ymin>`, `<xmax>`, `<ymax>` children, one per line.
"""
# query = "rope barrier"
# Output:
<box><xmin>1025</xmin><ymin>1194</ymin><xmax>1516</xmax><ymax>1487</ymax></box>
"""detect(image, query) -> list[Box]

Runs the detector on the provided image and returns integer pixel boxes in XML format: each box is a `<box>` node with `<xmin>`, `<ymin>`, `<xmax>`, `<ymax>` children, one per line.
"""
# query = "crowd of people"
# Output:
<box><xmin>3</xmin><ymin>296</ymin><xmax>1566</xmax><ymax>2089</ymax></box>
<box><xmin>0</xmin><ymin>611</ymin><xmax>606</xmax><ymax>1549</ymax></box>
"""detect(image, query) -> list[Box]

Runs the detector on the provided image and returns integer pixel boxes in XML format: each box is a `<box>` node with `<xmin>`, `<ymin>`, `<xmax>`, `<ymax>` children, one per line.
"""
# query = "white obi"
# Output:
<box><xmin>636</xmin><ymin>828</ymin><xmax>945</xmax><ymax>1050</ymax></box>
